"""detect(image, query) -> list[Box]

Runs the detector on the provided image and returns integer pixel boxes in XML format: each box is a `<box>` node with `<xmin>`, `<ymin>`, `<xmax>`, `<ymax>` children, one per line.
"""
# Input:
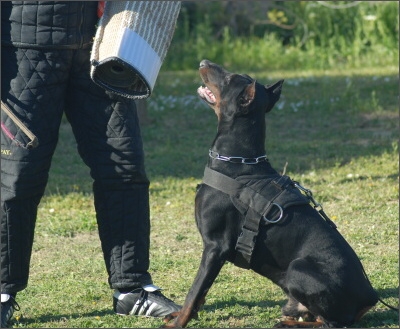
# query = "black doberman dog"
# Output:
<box><xmin>163</xmin><ymin>60</ymin><xmax>378</xmax><ymax>328</ymax></box>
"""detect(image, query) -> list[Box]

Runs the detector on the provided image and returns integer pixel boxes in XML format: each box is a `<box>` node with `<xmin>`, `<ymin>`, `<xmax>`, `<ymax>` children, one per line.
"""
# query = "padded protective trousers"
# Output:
<box><xmin>1</xmin><ymin>45</ymin><xmax>153</xmax><ymax>294</ymax></box>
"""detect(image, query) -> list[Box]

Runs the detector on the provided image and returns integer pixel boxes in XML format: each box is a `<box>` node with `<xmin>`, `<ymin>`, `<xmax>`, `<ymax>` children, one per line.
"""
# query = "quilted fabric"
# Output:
<box><xmin>1</xmin><ymin>1</ymin><xmax>98</xmax><ymax>49</ymax></box>
<box><xmin>1</xmin><ymin>2</ymin><xmax>153</xmax><ymax>294</ymax></box>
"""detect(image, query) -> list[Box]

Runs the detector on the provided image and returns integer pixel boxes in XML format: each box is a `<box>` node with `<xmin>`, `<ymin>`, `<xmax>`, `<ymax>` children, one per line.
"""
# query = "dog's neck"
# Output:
<box><xmin>211</xmin><ymin>115</ymin><xmax>267</xmax><ymax>158</ymax></box>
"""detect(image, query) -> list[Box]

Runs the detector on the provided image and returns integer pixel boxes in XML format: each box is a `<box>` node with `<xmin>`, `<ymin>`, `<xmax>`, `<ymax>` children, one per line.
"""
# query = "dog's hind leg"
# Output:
<box><xmin>275</xmin><ymin>258</ymin><xmax>335</xmax><ymax>328</ymax></box>
<box><xmin>282</xmin><ymin>296</ymin><xmax>316</xmax><ymax>322</ymax></box>
<box><xmin>162</xmin><ymin>245</ymin><xmax>227</xmax><ymax>328</ymax></box>
<box><xmin>277</xmin><ymin>257</ymin><xmax>356</xmax><ymax>328</ymax></box>
<box><xmin>273</xmin><ymin>317</ymin><xmax>328</xmax><ymax>328</ymax></box>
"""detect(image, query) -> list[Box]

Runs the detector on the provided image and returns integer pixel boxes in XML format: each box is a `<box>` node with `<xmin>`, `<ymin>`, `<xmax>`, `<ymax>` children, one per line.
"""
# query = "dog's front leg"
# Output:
<box><xmin>162</xmin><ymin>245</ymin><xmax>227</xmax><ymax>328</ymax></box>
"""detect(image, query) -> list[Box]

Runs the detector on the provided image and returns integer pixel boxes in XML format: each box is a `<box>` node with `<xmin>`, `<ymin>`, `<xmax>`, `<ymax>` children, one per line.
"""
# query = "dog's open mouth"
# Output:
<box><xmin>197</xmin><ymin>86</ymin><xmax>216</xmax><ymax>104</ymax></box>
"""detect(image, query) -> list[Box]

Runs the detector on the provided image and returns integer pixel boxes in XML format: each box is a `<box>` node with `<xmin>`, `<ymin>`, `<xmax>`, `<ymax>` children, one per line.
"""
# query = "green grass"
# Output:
<box><xmin>10</xmin><ymin>66</ymin><xmax>398</xmax><ymax>328</ymax></box>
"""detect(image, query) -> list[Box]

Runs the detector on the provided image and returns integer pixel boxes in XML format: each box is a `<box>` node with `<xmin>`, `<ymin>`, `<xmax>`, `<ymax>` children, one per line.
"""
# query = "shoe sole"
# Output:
<box><xmin>115</xmin><ymin>311</ymin><xmax>166</xmax><ymax>318</ymax></box>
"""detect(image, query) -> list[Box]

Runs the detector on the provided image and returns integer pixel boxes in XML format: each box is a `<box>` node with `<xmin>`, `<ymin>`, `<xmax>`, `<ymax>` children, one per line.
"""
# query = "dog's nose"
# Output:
<box><xmin>200</xmin><ymin>60</ymin><xmax>211</xmax><ymax>68</ymax></box>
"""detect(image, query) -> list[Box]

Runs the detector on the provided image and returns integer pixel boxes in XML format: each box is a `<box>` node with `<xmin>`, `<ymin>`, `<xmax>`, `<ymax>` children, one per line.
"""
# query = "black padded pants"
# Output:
<box><xmin>1</xmin><ymin>45</ymin><xmax>152</xmax><ymax>294</ymax></box>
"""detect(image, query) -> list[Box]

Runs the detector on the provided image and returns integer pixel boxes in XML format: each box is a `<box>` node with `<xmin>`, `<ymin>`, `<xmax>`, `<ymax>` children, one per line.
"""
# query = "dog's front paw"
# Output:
<box><xmin>161</xmin><ymin>312</ymin><xmax>180</xmax><ymax>327</ymax></box>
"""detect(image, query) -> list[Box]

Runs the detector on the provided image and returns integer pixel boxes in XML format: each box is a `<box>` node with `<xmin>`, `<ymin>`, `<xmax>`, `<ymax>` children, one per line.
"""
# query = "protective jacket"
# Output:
<box><xmin>1</xmin><ymin>1</ymin><xmax>98</xmax><ymax>49</ymax></box>
<box><xmin>1</xmin><ymin>1</ymin><xmax>152</xmax><ymax>294</ymax></box>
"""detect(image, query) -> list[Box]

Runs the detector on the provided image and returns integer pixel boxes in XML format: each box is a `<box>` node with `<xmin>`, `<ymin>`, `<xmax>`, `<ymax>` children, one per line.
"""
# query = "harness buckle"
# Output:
<box><xmin>236</xmin><ymin>227</ymin><xmax>258</xmax><ymax>256</ymax></box>
<box><xmin>293</xmin><ymin>181</ymin><xmax>338</xmax><ymax>230</ymax></box>
<box><xmin>263</xmin><ymin>202</ymin><xmax>284</xmax><ymax>224</ymax></box>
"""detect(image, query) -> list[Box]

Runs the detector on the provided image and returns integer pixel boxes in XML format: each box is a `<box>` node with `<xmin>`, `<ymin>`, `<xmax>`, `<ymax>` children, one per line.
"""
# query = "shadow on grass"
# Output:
<box><xmin>375</xmin><ymin>287</ymin><xmax>399</xmax><ymax>300</ymax></box>
<box><xmin>10</xmin><ymin>309</ymin><xmax>112</xmax><ymax>327</ymax></box>
<box><xmin>13</xmin><ymin>308</ymin><xmax>398</xmax><ymax>329</ymax></box>
<box><xmin>358</xmin><ymin>308</ymin><xmax>399</xmax><ymax>329</ymax></box>
<box><xmin>200</xmin><ymin>287</ymin><xmax>399</xmax><ymax>328</ymax></box>
<box><xmin>203</xmin><ymin>295</ymin><xmax>286</xmax><ymax>311</ymax></box>
<box><xmin>11</xmin><ymin>309</ymin><xmax>158</xmax><ymax>328</ymax></box>
<box><xmin>12</xmin><ymin>289</ymin><xmax>398</xmax><ymax>328</ymax></box>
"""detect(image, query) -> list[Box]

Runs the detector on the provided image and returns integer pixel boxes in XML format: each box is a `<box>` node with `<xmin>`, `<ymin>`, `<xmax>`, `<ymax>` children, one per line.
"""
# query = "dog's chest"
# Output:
<box><xmin>201</xmin><ymin>167</ymin><xmax>311</xmax><ymax>268</ymax></box>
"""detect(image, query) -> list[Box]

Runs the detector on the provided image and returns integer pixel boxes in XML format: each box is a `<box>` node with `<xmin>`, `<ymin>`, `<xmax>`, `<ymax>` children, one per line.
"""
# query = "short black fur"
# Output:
<box><xmin>163</xmin><ymin>60</ymin><xmax>378</xmax><ymax>328</ymax></box>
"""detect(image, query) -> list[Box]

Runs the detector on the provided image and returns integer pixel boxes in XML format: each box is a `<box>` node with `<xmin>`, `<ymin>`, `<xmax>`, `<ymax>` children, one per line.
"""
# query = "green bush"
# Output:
<box><xmin>163</xmin><ymin>1</ymin><xmax>398</xmax><ymax>71</ymax></box>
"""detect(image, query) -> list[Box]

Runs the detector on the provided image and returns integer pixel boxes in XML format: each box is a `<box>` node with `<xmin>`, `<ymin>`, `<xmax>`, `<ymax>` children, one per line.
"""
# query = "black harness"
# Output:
<box><xmin>202</xmin><ymin>166</ymin><xmax>333</xmax><ymax>269</ymax></box>
<box><xmin>201</xmin><ymin>165</ymin><xmax>399</xmax><ymax>312</ymax></box>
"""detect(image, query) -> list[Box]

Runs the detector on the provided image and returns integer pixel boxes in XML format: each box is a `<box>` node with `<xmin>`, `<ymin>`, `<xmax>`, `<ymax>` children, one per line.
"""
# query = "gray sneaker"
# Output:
<box><xmin>1</xmin><ymin>294</ymin><xmax>20</xmax><ymax>328</ymax></box>
<box><xmin>113</xmin><ymin>285</ymin><xmax>180</xmax><ymax>318</ymax></box>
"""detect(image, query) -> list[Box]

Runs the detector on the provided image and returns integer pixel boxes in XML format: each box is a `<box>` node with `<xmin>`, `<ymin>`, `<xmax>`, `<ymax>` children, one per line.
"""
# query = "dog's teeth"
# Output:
<box><xmin>198</xmin><ymin>86</ymin><xmax>216</xmax><ymax>103</ymax></box>
<box><xmin>204</xmin><ymin>87</ymin><xmax>216</xmax><ymax>102</ymax></box>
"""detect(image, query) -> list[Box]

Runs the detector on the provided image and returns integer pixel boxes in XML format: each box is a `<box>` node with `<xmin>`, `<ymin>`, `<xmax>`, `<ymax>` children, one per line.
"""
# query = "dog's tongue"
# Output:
<box><xmin>197</xmin><ymin>86</ymin><xmax>216</xmax><ymax>104</ymax></box>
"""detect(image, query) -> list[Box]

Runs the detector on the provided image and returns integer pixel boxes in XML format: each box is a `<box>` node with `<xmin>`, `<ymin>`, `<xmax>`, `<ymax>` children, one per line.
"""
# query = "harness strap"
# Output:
<box><xmin>202</xmin><ymin>166</ymin><xmax>243</xmax><ymax>194</ymax></box>
<box><xmin>202</xmin><ymin>167</ymin><xmax>300</xmax><ymax>269</ymax></box>
<box><xmin>203</xmin><ymin>167</ymin><xmax>289</xmax><ymax>217</ymax></box>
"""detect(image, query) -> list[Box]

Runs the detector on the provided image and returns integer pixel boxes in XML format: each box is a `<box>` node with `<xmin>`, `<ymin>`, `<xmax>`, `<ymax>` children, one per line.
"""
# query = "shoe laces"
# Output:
<box><xmin>136</xmin><ymin>289</ymin><xmax>148</xmax><ymax>307</ymax></box>
<box><xmin>137</xmin><ymin>288</ymin><xmax>174</xmax><ymax>305</ymax></box>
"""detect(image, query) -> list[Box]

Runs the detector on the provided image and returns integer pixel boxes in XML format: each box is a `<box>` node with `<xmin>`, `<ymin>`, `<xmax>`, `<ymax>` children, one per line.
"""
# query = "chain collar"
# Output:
<box><xmin>209</xmin><ymin>149</ymin><xmax>268</xmax><ymax>165</ymax></box>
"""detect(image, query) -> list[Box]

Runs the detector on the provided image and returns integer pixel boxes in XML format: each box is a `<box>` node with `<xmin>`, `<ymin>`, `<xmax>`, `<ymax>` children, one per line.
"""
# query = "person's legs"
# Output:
<box><xmin>65</xmin><ymin>48</ymin><xmax>153</xmax><ymax>289</ymax></box>
<box><xmin>66</xmin><ymin>50</ymin><xmax>179</xmax><ymax>317</ymax></box>
<box><xmin>64</xmin><ymin>48</ymin><xmax>179</xmax><ymax>317</ymax></box>
<box><xmin>1</xmin><ymin>46</ymin><xmax>71</xmax><ymax>325</ymax></box>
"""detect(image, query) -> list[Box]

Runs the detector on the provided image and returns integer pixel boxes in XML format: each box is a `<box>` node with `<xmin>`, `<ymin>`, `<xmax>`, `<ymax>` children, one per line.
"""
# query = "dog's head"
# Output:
<box><xmin>197</xmin><ymin>60</ymin><xmax>283</xmax><ymax>120</ymax></box>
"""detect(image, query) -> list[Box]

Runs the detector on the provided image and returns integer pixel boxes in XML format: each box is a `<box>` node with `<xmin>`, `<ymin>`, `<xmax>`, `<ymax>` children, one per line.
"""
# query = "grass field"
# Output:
<box><xmin>10</xmin><ymin>65</ymin><xmax>398</xmax><ymax>328</ymax></box>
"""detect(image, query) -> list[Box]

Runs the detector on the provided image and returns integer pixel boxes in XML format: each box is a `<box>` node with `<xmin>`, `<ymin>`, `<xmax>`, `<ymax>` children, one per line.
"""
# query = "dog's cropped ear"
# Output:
<box><xmin>239</xmin><ymin>80</ymin><xmax>256</xmax><ymax>108</ymax></box>
<box><xmin>264</xmin><ymin>80</ymin><xmax>284</xmax><ymax>112</ymax></box>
